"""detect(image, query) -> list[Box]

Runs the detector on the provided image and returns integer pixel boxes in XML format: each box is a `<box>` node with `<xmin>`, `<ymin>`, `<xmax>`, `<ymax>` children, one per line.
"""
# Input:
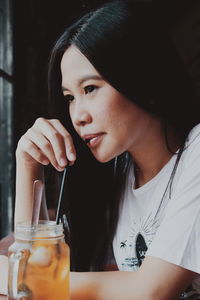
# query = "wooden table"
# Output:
<box><xmin>0</xmin><ymin>295</ymin><xmax>7</xmax><ymax>299</ymax></box>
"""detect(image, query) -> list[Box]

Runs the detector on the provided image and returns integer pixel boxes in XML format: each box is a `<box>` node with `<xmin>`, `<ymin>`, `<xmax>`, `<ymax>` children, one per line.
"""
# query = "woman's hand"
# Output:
<box><xmin>16</xmin><ymin>117</ymin><xmax>76</xmax><ymax>171</ymax></box>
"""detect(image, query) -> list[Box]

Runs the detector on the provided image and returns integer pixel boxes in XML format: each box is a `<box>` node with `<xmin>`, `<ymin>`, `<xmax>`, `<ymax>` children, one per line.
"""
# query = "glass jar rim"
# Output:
<box><xmin>16</xmin><ymin>220</ymin><xmax>62</xmax><ymax>232</ymax></box>
<box><xmin>15</xmin><ymin>220</ymin><xmax>64</xmax><ymax>240</ymax></box>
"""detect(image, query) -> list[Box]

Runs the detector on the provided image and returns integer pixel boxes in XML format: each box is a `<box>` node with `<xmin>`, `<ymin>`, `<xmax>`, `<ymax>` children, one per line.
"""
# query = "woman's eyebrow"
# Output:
<box><xmin>79</xmin><ymin>75</ymin><xmax>103</xmax><ymax>85</ymax></box>
<box><xmin>62</xmin><ymin>75</ymin><xmax>103</xmax><ymax>92</ymax></box>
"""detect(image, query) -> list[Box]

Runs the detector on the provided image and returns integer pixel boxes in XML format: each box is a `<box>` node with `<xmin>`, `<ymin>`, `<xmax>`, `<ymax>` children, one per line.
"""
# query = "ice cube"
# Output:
<box><xmin>28</xmin><ymin>247</ymin><xmax>52</xmax><ymax>266</ymax></box>
<box><xmin>18</xmin><ymin>283</ymin><xmax>32</xmax><ymax>299</ymax></box>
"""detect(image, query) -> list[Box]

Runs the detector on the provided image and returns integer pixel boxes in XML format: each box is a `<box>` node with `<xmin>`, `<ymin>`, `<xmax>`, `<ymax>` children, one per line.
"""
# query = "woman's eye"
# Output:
<box><xmin>84</xmin><ymin>85</ymin><xmax>97</xmax><ymax>94</ymax></box>
<box><xmin>64</xmin><ymin>94</ymin><xmax>74</xmax><ymax>103</ymax></box>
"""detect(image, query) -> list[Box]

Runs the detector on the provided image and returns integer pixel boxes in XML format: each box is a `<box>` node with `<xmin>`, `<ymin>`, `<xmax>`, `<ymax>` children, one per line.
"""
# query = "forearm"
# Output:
<box><xmin>14</xmin><ymin>155</ymin><xmax>43</xmax><ymax>226</ymax></box>
<box><xmin>70</xmin><ymin>256</ymin><xmax>196</xmax><ymax>300</ymax></box>
<box><xmin>14</xmin><ymin>118</ymin><xmax>75</xmax><ymax>226</ymax></box>
<box><xmin>70</xmin><ymin>271</ymin><xmax>148</xmax><ymax>300</ymax></box>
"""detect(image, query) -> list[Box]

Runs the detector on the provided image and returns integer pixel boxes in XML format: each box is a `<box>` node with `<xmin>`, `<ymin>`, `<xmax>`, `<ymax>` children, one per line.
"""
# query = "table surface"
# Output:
<box><xmin>0</xmin><ymin>295</ymin><xmax>7</xmax><ymax>299</ymax></box>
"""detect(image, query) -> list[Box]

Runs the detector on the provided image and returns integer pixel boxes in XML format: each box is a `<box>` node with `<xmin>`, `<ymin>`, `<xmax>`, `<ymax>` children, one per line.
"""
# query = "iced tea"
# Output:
<box><xmin>8</xmin><ymin>221</ymin><xmax>70</xmax><ymax>300</ymax></box>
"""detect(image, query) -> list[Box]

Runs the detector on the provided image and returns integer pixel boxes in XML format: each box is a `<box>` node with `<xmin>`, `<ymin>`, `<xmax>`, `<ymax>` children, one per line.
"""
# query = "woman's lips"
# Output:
<box><xmin>83</xmin><ymin>133</ymin><xmax>104</xmax><ymax>148</ymax></box>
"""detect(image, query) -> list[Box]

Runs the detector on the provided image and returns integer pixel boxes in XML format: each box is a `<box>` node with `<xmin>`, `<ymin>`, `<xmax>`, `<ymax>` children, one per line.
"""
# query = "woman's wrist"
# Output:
<box><xmin>15</xmin><ymin>155</ymin><xmax>44</xmax><ymax>226</ymax></box>
<box><xmin>16</xmin><ymin>150</ymin><xmax>42</xmax><ymax>170</ymax></box>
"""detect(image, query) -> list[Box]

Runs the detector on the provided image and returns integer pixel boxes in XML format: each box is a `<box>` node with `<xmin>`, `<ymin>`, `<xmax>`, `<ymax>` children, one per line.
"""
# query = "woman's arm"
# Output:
<box><xmin>70</xmin><ymin>256</ymin><xmax>197</xmax><ymax>300</ymax></box>
<box><xmin>14</xmin><ymin>156</ymin><xmax>43</xmax><ymax>226</ymax></box>
<box><xmin>14</xmin><ymin>118</ymin><xmax>76</xmax><ymax>225</ymax></box>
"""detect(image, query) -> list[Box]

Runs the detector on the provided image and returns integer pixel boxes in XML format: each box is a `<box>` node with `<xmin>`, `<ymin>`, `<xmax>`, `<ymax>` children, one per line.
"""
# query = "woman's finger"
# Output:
<box><xmin>18</xmin><ymin>135</ymin><xmax>50</xmax><ymax>166</ymax></box>
<box><xmin>26</xmin><ymin>128</ymin><xmax>66</xmax><ymax>171</ymax></box>
<box><xmin>49</xmin><ymin>119</ymin><xmax>76</xmax><ymax>163</ymax></box>
<box><xmin>33</xmin><ymin>118</ymin><xmax>69</xmax><ymax>168</ymax></box>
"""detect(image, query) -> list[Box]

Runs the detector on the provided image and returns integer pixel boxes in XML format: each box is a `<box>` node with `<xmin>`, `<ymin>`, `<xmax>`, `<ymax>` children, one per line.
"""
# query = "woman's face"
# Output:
<box><xmin>61</xmin><ymin>45</ymin><xmax>156</xmax><ymax>162</ymax></box>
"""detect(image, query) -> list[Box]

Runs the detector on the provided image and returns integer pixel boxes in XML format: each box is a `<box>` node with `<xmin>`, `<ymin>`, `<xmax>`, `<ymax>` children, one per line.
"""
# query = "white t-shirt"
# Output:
<box><xmin>113</xmin><ymin>124</ymin><xmax>200</xmax><ymax>299</ymax></box>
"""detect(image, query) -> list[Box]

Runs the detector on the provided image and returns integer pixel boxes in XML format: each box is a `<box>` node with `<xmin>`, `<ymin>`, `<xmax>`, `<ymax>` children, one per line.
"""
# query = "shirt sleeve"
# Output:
<box><xmin>146</xmin><ymin>130</ymin><xmax>200</xmax><ymax>274</ymax></box>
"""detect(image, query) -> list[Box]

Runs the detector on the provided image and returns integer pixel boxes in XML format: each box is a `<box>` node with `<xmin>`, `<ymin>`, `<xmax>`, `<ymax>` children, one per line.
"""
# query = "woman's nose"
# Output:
<box><xmin>71</xmin><ymin>103</ymin><xmax>92</xmax><ymax>126</ymax></box>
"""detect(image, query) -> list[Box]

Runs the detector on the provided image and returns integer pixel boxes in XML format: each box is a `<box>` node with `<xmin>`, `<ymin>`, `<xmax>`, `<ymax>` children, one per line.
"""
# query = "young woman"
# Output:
<box><xmin>14</xmin><ymin>0</ymin><xmax>200</xmax><ymax>299</ymax></box>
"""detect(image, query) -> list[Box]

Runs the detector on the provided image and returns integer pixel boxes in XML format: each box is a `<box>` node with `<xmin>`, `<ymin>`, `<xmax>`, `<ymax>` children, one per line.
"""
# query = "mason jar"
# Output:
<box><xmin>8</xmin><ymin>220</ymin><xmax>70</xmax><ymax>300</ymax></box>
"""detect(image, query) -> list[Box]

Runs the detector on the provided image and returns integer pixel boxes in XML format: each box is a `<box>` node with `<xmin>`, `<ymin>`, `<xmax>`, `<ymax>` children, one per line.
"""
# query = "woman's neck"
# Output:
<box><xmin>129</xmin><ymin>123</ymin><xmax>181</xmax><ymax>188</ymax></box>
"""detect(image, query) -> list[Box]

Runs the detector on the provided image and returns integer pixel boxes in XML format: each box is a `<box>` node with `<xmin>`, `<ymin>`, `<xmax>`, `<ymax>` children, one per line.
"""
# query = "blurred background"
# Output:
<box><xmin>0</xmin><ymin>0</ymin><xmax>200</xmax><ymax>238</ymax></box>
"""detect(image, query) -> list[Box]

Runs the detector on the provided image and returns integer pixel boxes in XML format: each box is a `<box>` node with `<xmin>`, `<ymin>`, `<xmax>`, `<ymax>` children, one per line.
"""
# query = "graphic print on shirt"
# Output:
<box><xmin>119</xmin><ymin>215</ymin><xmax>199</xmax><ymax>299</ymax></box>
<box><xmin>119</xmin><ymin>214</ymin><xmax>160</xmax><ymax>271</ymax></box>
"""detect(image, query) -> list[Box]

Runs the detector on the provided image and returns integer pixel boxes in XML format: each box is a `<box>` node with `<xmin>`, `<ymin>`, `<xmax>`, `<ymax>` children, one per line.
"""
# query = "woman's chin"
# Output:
<box><xmin>92</xmin><ymin>151</ymin><xmax>115</xmax><ymax>163</ymax></box>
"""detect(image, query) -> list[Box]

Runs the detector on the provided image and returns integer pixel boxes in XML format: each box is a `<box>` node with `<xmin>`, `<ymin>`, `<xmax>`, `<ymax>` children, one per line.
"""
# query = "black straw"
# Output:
<box><xmin>56</xmin><ymin>167</ymin><xmax>68</xmax><ymax>224</ymax></box>
<box><xmin>62</xmin><ymin>214</ymin><xmax>70</xmax><ymax>245</ymax></box>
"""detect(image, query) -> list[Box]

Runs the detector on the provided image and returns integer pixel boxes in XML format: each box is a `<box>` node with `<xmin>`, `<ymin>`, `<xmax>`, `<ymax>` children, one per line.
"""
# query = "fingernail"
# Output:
<box><xmin>69</xmin><ymin>153</ymin><xmax>76</xmax><ymax>161</ymax></box>
<box><xmin>60</xmin><ymin>158</ymin><xmax>67</xmax><ymax>166</ymax></box>
<box><xmin>57</xmin><ymin>166</ymin><xmax>65</xmax><ymax>172</ymax></box>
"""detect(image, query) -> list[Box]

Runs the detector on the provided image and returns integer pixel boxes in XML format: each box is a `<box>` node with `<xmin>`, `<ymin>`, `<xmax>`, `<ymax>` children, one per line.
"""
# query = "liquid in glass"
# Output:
<box><xmin>8</xmin><ymin>221</ymin><xmax>70</xmax><ymax>300</ymax></box>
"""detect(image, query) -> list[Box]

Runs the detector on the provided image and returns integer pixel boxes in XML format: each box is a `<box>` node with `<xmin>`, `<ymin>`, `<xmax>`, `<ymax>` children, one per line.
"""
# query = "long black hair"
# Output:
<box><xmin>48</xmin><ymin>0</ymin><xmax>200</xmax><ymax>271</ymax></box>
